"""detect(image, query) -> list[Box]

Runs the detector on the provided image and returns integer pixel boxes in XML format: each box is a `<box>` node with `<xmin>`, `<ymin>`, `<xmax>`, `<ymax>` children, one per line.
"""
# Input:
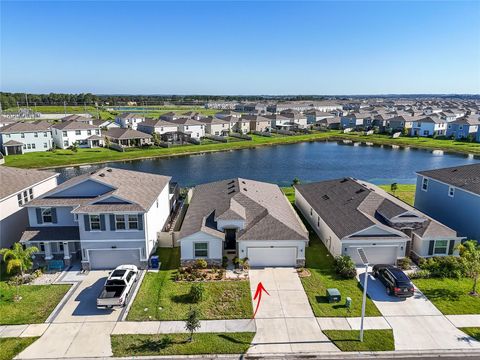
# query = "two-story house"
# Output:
<box><xmin>197</xmin><ymin>117</ymin><xmax>231</xmax><ymax>136</ymax></box>
<box><xmin>52</xmin><ymin>121</ymin><xmax>102</xmax><ymax>149</ymax></box>
<box><xmin>415</xmin><ymin>164</ymin><xmax>480</xmax><ymax>241</ymax></box>
<box><xmin>305</xmin><ymin>110</ymin><xmax>335</xmax><ymax>125</ymax></box>
<box><xmin>240</xmin><ymin>115</ymin><xmax>270</xmax><ymax>132</ymax></box>
<box><xmin>115</xmin><ymin>113</ymin><xmax>145</xmax><ymax>130</ymax></box>
<box><xmin>21</xmin><ymin>168</ymin><xmax>173</xmax><ymax>270</ymax></box>
<box><xmin>167</xmin><ymin>118</ymin><xmax>205</xmax><ymax>139</ymax></box>
<box><xmin>178</xmin><ymin>178</ymin><xmax>309</xmax><ymax>267</ymax></box>
<box><xmin>0</xmin><ymin>166</ymin><xmax>58</xmax><ymax>248</ymax></box>
<box><xmin>411</xmin><ymin>116</ymin><xmax>447</xmax><ymax>137</ymax></box>
<box><xmin>0</xmin><ymin>121</ymin><xmax>53</xmax><ymax>155</ymax></box>
<box><xmin>137</xmin><ymin>119</ymin><xmax>179</xmax><ymax>135</ymax></box>
<box><xmin>446</xmin><ymin>116</ymin><xmax>480</xmax><ymax>140</ymax></box>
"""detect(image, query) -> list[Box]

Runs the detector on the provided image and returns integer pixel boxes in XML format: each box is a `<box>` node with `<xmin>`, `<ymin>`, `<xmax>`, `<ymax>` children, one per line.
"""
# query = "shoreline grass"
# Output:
<box><xmin>4</xmin><ymin>131</ymin><xmax>479</xmax><ymax>170</ymax></box>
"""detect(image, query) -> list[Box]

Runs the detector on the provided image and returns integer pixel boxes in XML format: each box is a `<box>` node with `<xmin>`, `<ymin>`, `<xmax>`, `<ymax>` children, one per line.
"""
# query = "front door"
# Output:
<box><xmin>224</xmin><ymin>229</ymin><xmax>236</xmax><ymax>250</ymax></box>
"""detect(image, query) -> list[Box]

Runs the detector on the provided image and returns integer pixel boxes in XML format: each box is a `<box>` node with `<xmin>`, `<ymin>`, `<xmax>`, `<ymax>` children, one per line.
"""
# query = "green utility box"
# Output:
<box><xmin>326</xmin><ymin>288</ymin><xmax>341</xmax><ymax>303</ymax></box>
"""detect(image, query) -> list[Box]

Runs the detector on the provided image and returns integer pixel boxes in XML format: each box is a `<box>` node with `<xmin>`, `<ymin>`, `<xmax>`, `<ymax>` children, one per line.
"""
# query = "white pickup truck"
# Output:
<box><xmin>96</xmin><ymin>265</ymin><xmax>138</xmax><ymax>309</ymax></box>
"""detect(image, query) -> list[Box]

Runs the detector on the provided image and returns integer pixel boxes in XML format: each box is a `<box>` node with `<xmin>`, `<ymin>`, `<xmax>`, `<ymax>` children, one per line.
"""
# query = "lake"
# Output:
<box><xmin>54</xmin><ymin>141</ymin><xmax>479</xmax><ymax>186</ymax></box>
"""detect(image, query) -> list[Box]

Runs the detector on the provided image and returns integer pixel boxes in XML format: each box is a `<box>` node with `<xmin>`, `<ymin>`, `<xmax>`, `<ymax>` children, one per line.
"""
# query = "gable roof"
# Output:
<box><xmin>0</xmin><ymin>166</ymin><xmax>58</xmax><ymax>201</ymax></box>
<box><xmin>0</xmin><ymin>121</ymin><xmax>51</xmax><ymax>133</ymax></box>
<box><xmin>138</xmin><ymin>118</ymin><xmax>179</xmax><ymax>128</ymax></box>
<box><xmin>180</xmin><ymin>178</ymin><xmax>308</xmax><ymax>242</ymax></box>
<box><xmin>103</xmin><ymin>128</ymin><xmax>152</xmax><ymax>139</ymax></box>
<box><xmin>52</xmin><ymin>121</ymin><xmax>98</xmax><ymax>130</ymax></box>
<box><xmin>27</xmin><ymin>167</ymin><xmax>170</xmax><ymax>212</ymax></box>
<box><xmin>417</xmin><ymin>164</ymin><xmax>480</xmax><ymax>195</ymax></box>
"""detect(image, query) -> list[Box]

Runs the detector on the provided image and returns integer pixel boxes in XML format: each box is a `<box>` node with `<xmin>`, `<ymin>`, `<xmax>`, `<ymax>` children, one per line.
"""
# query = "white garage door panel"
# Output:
<box><xmin>89</xmin><ymin>249</ymin><xmax>141</xmax><ymax>269</ymax></box>
<box><xmin>248</xmin><ymin>247</ymin><xmax>297</xmax><ymax>267</ymax></box>
<box><xmin>348</xmin><ymin>246</ymin><xmax>398</xmax><ymax>265</ymax></box>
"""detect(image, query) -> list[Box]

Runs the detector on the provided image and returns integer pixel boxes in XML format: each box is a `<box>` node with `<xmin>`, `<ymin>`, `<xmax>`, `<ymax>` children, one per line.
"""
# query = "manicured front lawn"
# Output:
<box><xmin>0</xmin><ymin>282</ymin><xmax>71</xmax><ymax>325</ymax></box>
<box><xmin>379</xmin><ymin>184</ymin><xmax>416</xmax><ymax>206</ymax></box>
<box><xmin>127</xmin><ymin>248</ymin><xmax>253</xmax><ymax>321</ymax></box>
<box><xmin>323</xmin><ymin>330</ymin><xmax>394</xmax><ymax>351</ymax></box>
<box><xmin>111</xmin><ymin>332</ymin><xmax>254</xmax><ymax>356</ymax></box>
<box><xmin>460</xmin><ymin>327</ymin><xmax>480</xmax><ymax>341</ymax></box>
<box><xmin>413</xmin><ymin>277</ymin><xmax>480</xmax><ymax>315</ymax></box>
<box><xmin>0</xmin><ymin>337</ymin><xmax>38</xmax><ymax>360</ymax></box>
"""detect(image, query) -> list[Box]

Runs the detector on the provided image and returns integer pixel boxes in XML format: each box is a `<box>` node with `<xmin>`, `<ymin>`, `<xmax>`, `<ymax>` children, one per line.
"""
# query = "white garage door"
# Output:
<box><xmin>247</xmin><ymin>247</ymin><xmax>297</xmax><ymax>267</ymax></box>
<box><xmin>88</xmin><ymin>249</ymin><xmax>141</xmax><ymax>270</ymax></box>
<box><xmin>348</xmin><ymin>246</ymin><xmax>398</xmax><ymax>266</ymax></box>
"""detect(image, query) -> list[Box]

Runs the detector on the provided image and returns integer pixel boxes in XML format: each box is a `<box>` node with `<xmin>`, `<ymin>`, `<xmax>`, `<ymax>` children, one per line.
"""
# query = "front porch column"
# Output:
<box><xmin>44</xmin><ymin>242</ymin><xmax>53</xmax><ymax>260</ymax></box>
<box><xmin>63</xmin><ymin>242</ymin><xmax>71</xmax><ymax>266</ymax></box>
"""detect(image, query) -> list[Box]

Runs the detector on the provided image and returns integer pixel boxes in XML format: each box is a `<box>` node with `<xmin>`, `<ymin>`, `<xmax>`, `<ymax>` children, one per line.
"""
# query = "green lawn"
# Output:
<box><xmin>379</xmin><ymin>184</ymin><xmax>416</xmax><ymax>206</ymax></box>
<box><xmin>111</xmin><ymin>332</ymin><xmax>254</xmax><ymax>357</ymax></box>
<box><xmin>460</xmin><ymin>327</ymin><xmax>480</xmax><ymax>341</ymax></box>
<box><xmin>0</xmin><ymin>282</ymin><xmax>71</xmax><ymax>325</ymax></box>
<box><xmin>280</xmin><ymin>188</ymin><xmax>381</xmax><ymax>317</ymax></box>
<box><xmin>0</xmin><ymin>337</ymin><xmax>38</xmax><ymax>360</ymax></box>
<box><xmin>127</xmin><ymin>248</ymin><xmax>253</xmax><ymax>321</ymax></box>
<box><xmin>413</xmin><ymin>277</ymin><xmax>480</xmax><ymax>315</ymax></box>
<box><xmin>6</xmin><ymin>131</ymin><xmax>479</xmax><ymax>169</ymax></box>
<box><xmin>323</xmin><ymin>330</ymin><xmax>394</xmax><ymax>351</ymax></box>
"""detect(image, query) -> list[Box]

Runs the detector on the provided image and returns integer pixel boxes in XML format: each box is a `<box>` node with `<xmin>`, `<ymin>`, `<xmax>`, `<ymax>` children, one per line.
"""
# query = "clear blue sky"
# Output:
<box><xmin>1</xmin><ymin>1</ymin><xmax>479</xmax><ymax>95</ymax></box>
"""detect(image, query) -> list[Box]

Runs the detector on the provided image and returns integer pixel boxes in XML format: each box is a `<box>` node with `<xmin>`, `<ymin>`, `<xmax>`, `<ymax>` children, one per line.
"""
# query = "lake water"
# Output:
<box><xmin>54</xmin><ymin>141</ymin><xmax>479</xmax><ymax>186</ymax></box>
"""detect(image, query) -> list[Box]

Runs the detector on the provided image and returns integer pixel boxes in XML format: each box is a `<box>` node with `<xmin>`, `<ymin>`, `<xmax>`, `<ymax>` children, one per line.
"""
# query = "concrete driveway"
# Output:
<box><xmin>358</xmin><ymin>269</ymin><xmax>480</xmax><ymax>351</ymax></box>
<box><xmin>53</xmin><ymin>270</ymin><xmax>123</xmax><ymax>323</ymax></box>
<box><xmin>248</xmin><ymin>267</ymin><xmax>338</xmax><ymax>354</ymax></box>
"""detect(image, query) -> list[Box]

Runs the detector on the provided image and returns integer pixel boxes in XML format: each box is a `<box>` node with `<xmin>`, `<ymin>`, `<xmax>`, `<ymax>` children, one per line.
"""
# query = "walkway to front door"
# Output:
<box><xmin>248</xmin><ymin>267</ymin><xmax>339</xmax><ymax>354</ymax></box>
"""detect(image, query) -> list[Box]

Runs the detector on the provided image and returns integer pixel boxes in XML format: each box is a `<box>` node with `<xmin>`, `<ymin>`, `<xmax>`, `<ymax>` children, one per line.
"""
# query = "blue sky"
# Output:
<box><xmin>1</xmin><ymin>1</ymin><xmax>479</xmax><ymax>95</ymax></box>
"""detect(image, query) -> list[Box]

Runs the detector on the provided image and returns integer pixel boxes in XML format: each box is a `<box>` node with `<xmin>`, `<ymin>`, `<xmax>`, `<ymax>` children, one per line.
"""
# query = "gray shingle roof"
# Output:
<box><xmin>0</xmin><ymin>166</ymin><xmax>58</xmax><ymax>201</ymax></box>
<box><xmin>417</xmin><ymin>164</ymin><xmax>480</xmax><ymax>195</ymax></box>
<box><xmin>103</xmin><ymin>128</ymin><xmax>152</xmax><ymax>140</ymax></box>
<box><xmin>180</xmin><ymin>178</ymin><xmax>308</xmax><ymax>241</ymax></box>
<box><xmin>27</xmin><ymin>167</ymin><xmax>170</xmax><ymax>212</ymax></box>
<box><xmin>0</xmin><ymin>121</ymin><xmax>51</xmax><ymax>133</ymax></box>
<box><xmin>52</xmin><ymin>121</ymin><xmax>98</xmax><ymax>130</ymax></box>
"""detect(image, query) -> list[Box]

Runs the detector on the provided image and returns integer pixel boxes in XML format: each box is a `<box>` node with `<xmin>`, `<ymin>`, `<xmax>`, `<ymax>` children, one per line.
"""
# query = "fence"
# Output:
<box><xmin>204</xmin><ymin>134</ymin><xmax>228</xmax><ymax>143</ymax></box>
<box><xmin>230</xmin><ymin>133</ymin><xmax>252</xmax><ymax>140</ymax></box>
<box><xmin>251</xmin><ymin>131</ymin><xmax>272</xmax><ymax>137</ymax></box>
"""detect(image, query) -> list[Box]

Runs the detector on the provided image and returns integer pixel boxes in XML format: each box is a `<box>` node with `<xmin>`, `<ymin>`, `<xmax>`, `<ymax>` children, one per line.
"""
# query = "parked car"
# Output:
<box><xmin>96</xmin><ymin>265</ymin><xmax>138</xmax><ymax>308</ymax></box>
<box><xmin>372</xmin><ymin>264</ymin><xmax>414</xmax><ymax>298</ymax></box>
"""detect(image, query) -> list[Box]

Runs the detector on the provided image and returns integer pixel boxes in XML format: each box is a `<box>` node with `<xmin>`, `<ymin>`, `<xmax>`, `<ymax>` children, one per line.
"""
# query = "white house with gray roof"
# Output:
<box><xmin>295</xmin><ymin>178</ymin><xmax>463</xmax><ymax>265</ymax></box>
<box><xmin>0</xmin><ymin>121</ymin><xmax>53</xmax><ymax>155</ymax></box>
<box><xmin>0</xmin><ymin>166</ymin><xmax>58</xmax><ymax>249</ymax></box>
<box><xmin>52</xmin><ymin>121</ymin><xmax>102</xmax><ymax>149</ymax></box>
<box><xmin>115</xmin><ymin>113</ymin><xmax>145</xmax><ymax>130</ymax></box>
<box><xmin>21</xmin><ymin>168</ymin><xmax>173</xmax><ymax>270</ymax></box>
<box><xmin>178</xmin><ymin>178</ymin><xmax>309</xmax><ymax>267</ymax></box>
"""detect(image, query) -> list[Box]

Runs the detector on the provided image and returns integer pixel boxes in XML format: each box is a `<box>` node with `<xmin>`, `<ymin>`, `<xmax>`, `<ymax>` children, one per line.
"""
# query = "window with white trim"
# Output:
<box><xmin>448</xmin><ymin>186</ymin><xmax>455</xmax><ymax>197</ymax></box>
<box><xmin>434</xmin><ymin>240</ymin><xmax>448</xmax><ymax>255</ymax></box>
<box><xmin>63</xmin><ymin>131</ymin><xmax>67</xmax><ymax>137</ymax></box>
<box><xmin>115</xmin><ymin>214</ymin><xmax>126</xmax><ymax>230</ymax></box>
<box><xmin>89</xmin><ymin>215</ymin><xmax>101</xmax><ymax>230</ymax></box>
<box><xmin>39</xmin><ymin>242</ymin><xmax>45</xmax><ymax>252</ymax></box>
<box><xmin>194</xmin><ymin>242</ymin><xmax>208</xmax><ymax>258</ymax></box>
<box><xmin>422</xmin><ymin>177</ymin><xmax>428</xmax><ymax>191</ymax></box>
<box><xmin>75</xmin><ymin>130</ymin><xmax>81</xmax><ymax>135</ymax></box>
<box><xmin>41</xmin><ymin>208</ymin><xmax>53</xmax><ymax>223</ymax></box>
<box><xmin>18</xmin><ymin>188</ymin><xmax>33</xmax><ymax>206</ymax></box>
<box><xmin>128</xmin><ymin>215</ymin><xmax>138</xmax><ymax>229</ymax></box>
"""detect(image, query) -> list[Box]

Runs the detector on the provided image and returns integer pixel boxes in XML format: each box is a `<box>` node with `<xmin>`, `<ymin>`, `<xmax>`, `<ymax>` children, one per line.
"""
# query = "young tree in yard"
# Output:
<box><xmin>104</xmin><ymin>136</ymin><xmax>110</xmax><ymax>148</ymax></box>
<box><xmin>0</xmin><ymin>243</ymin><xmax>38</xmax><ymax>277</ymax></box>
<box><xmin>185</xmin><ymin>307</ymin><xmax>201</xmax><ymax>342</ymax></box>
<box><xmin>292</xmin><ymin>177</ymin><xmax>301</xmax><ymax>186</ymax></box>
<box><xmin>390</xmin><ymin>183</ymin><xmax>398</xmax><ymax>195</ymax></box>
<box><xmin>152</xmin><ymin>132</ymin><xmax>161</xmax><ymax>146</ymax></box>
<box><xmin>458</xmin><ymin>240</ymin><xmax>480</xmax><ymax>295</ymax></box>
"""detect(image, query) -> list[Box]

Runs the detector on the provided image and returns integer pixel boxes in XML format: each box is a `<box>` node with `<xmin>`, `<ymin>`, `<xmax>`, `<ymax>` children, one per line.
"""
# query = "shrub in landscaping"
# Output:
<box><xmin>397</xmin><ymin>257</ymin><xmax>412</xmax><ymax>270</ymax></box>
<box><xmin>333</xmin><ymin>255</ymin><xmax>357</xmax><ymax>279</ymax></box>
<box><xmin>195</xmin><ymin>259</ymin><xmax>208</xmax><ymax>269</ymax></box>
<box><xmin>189</xmin><ymin>283</ymin><xmax>205</xmax><ymax>302</ymax></box>
<box><xmin>409</xmin><ymin>269</ymin><xmax>431</xmax><ymax>279</ymax></box>
<box><xmin>418</xmin><ymin>256</ymin><xmax>464</xmax><ymax>278</ymax></box>
<box><xmin>222</xmin><ymin>256</ymin><xmax>228</xmax><ymax>268</ymax></box>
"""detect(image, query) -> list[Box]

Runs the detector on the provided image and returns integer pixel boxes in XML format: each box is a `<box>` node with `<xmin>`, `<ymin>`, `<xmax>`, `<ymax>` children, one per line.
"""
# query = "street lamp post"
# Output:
<box><xmin>357</xmin><ymin>248</ymin><xmax>369</xmax><ymax>342</ymax></box>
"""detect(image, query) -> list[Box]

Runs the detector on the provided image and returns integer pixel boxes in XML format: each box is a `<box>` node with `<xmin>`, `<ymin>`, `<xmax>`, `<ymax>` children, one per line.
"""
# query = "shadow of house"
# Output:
<box><xmin>72</xmin><ymin>277</ymin><xmax>114</xmax><ymax>316</ymax></box>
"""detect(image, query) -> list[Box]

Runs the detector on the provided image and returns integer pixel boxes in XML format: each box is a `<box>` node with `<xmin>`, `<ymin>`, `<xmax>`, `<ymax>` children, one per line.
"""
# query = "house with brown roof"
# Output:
<box><xmin>0</xmin><ymin>166</ymin><xmax>58</xmax><ymax>249</ymax></box>
<box><xmin>295</xmin><ymin>178</ymin><xmax>463</xmax><ymax>265</ymax></box>
<box><xmin>178</xmin><ymin>178</ymin><xmax>309</xmax><ymax>267</ymax></box>
<box><xmin>21</xmin><ymin>167</ymin><xmax>175</xmax><ymax>270</ymax></box>
<box><xmin>0</xmin><ymin>121</ymin><xmax>53</xmax><ymax>155</ymax></box>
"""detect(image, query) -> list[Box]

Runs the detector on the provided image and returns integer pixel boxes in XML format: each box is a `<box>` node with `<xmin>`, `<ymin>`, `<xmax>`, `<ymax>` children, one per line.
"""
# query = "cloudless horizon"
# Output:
<box><xmin>1</xmin><ymin>1</ymin><xmax>479</xmax><ymax>95</ymax></box>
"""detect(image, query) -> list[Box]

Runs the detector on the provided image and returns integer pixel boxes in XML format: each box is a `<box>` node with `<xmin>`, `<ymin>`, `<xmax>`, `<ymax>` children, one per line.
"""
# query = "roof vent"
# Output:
<box><xmin>106</xmin><ymin>168</ymin><xmax>112</xmax><ymax>172</ymax></box>
<box><xmin>99</xmin><ymin>173</ymin><xmax>105</xmax><ymax>177</ymax></box>
<box><xmin>322</xmin><ymin>195</ymin><xmax>330</xmax><ymax>200</ymax></box>
<box><xmin>355</xmin><ymin>189</ymin><xmax>365</xmax><ymax>194</ymax></box>
<box><xmin>228</xmin><ymin>180</ymin><xmax>235</xmax><ymax>185</ymax></box>
<box><xmin>243</xmin><ymin>188</ymin><xmax>247</xmax><ymax>191</ymax></box>
<box><xmin>340</xmin><ymin>178</ymin><xmax>348</xmax><ymax>183</ymax></box>
<box><xmin>228</xmin><ymin>189</ymin><xmax>236</xmax><ymax>194</ymax></box>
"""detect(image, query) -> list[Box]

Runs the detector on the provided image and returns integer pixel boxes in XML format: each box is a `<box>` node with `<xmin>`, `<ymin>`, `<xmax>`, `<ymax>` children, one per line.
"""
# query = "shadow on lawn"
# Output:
<box><xmin>218</xmin><ymin>334</ymin><xmax>251</xmax><ymax>345</ymax></box>
<box><xmin>129</xmin><ymin>336</ymin><xmax>179</xmax><ymax>352</ymax></box>
<box><xmin>420</xmin><ymin>288</ymin><xmax>461</xmax><ymax>301</ymax></box>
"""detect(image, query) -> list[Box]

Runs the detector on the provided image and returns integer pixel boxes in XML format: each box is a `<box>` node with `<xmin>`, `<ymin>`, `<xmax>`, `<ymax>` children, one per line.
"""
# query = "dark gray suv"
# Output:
<box><xmin>372</xmin><ymin>264</ymin><xmax>415</xmax><ymax>298</ymax></box>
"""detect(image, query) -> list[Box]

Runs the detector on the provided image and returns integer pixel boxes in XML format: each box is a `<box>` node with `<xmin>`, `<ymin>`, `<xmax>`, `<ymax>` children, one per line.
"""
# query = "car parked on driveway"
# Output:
<box><xmin>372</xmin><ymin>264</ymin><xmax>414</xmax><ymax>298</ymax></box>
<box><xmin>97</xmin><ymin>265</ymin><xmax>138</xmax><ymax>308</ymax></box>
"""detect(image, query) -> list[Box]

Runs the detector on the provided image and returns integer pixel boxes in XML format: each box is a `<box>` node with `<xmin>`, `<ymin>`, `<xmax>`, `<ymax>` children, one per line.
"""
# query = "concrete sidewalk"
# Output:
<box><xmin>447</xmin><ymin>315</ymin><xmax>480</xmax><ymax>328</ymax></box>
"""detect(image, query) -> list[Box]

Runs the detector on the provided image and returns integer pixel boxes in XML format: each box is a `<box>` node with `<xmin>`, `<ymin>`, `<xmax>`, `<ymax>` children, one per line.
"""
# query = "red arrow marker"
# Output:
<box><xmin>252</xmin><ymin>282</ymin><xmax>270</xmax><ymax>319</ymax></box>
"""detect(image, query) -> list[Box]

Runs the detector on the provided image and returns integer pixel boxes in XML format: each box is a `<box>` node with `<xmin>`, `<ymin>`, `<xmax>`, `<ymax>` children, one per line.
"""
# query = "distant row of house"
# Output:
<box><xmin>1</xmin><ymin>163</ymin><xmax>478</xmax><ymax>270</ymax></box>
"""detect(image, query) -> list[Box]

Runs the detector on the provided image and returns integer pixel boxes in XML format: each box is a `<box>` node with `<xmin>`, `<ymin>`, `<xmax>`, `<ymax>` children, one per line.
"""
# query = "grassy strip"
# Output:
<box><xmin>323</xmin><ymin>330</ymin><xmax>394</xmax><ymax>351</ymax></box>
<box><xmin>0</xmin><ymin>282</ymin><xmax>71</xmax><ymax>325</ymax></box>
<box><xmin>378</xmin><ymin>184</ymin><xmax>416</xmax><ymax>206</ymax></box>
<box><xmin>460</xmin><ymin>327</ymin><xmax>480</xmax><ymax>341</ymax></box>
<box><xmin>413</xmin><ymin>277</ymin><xmax>480</xmax><ymax>315</ymax></box>
<box><xmin>111</xmin><ymin>333</ymin><xmax>254</xmax><ymax>356</ymax></box>
<box><xmin>5</xmin><ymin>131</ymin><xmax>479</xmax><ymax>169</ymax></box>
<box><xmin>0</xmin><ymin>337</ymin><xmax>38</xmax><ymax>360</ymax></box>
<box><xmin>281</xmin><ymin>188</ymin><xmax>381</xmax><ymax>317</ymax></box>
<box><xmin>127</xmin><ymin>248</ymin><xmax>252</xmax><ymax>321</ymax></box>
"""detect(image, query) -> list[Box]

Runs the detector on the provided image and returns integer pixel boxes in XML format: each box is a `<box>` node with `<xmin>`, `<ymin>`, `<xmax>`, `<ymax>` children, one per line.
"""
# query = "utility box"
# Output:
<box><xmin>326</xmin><ymin>288</ymin><xmax>341</xmax><ymax>303</ymax></box>
<box><xmin>345</xmin><ymin>297</ymin><xmax>352</xmax><ymax>309</ymax></box>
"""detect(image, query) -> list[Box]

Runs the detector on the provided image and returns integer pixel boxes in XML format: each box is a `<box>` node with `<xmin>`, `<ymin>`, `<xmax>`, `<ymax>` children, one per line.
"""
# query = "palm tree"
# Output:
<box><xmin>0</xmin><ymin>243</ymin><xmax>38</xmax><ymax>277</ymax></box>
